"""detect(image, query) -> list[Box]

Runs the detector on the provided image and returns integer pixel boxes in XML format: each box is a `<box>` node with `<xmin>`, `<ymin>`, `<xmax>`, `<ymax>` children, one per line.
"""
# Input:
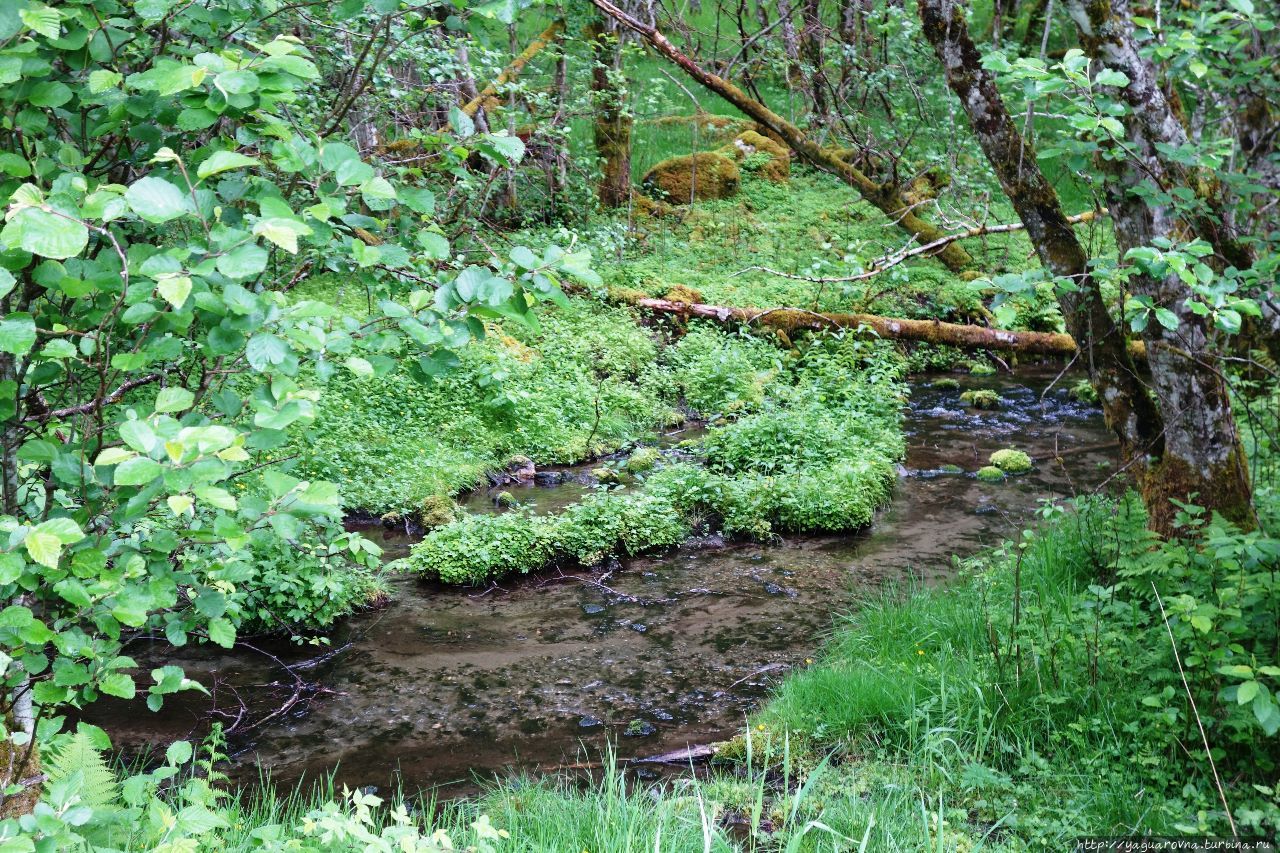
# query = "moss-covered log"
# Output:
<box><xmin>587</xmin><ymin>0</ymin><xmax>973</xmax><ymax>272</ymax></box>
<box><xmin>612</xmin><ymin>290</ymin><xmax>1139</xmax><ymax>357</ymax></box>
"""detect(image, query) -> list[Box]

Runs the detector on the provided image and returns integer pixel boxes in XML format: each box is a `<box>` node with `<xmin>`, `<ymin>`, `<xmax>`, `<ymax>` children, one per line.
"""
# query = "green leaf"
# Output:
<box><xmin>1238</xmin><ymin>680</ymin><xmax>1261</xmax><ymax>704</ymax></box>
<box><xmin>206</xmin><ymin>618</ymin><xmax>235</xmax><ymax>648</ymax></box>
<box><xmin>88</xmin><ymin>70</ymin><xmax>123</xmax><ymax>93</ymax></box>
<box><xmin>100</xmin><ymin>672</ymin><xmax>135</xmax><ymax>699</ymax></box>
<box><xmin>344</xmin><ymin>356</ymin><xmax>373</xmax><ymax>378</ymax></box>
<box><xmin>120</xmin><ymin>420</ymin><xmax>157</xmax><ymax>454</ymax></box>
<box><xmin>24</xmin><ymin>530</ymin><xmax>64</xmax><ymax>569</ymax></box>
<box><xmin>245</xmin><ymin>333</ymin><xmax>288</xmax><ymax>370</ymax></box>
<box><xmin>155</xmin><ymin>274</ymin><xmax>192</xmax><ymax>309</ymax></box>
<box><xmin>1153</xmin><ymin>307</ymin><xmax>1179</xmax><ymax>331</ymax></box>
<box><xmin>126</xmin><ymin>177</ymin><xmax>189</xmax><ymax>223</ymax></box>
<box><xmin>154</xmin><ymin>386</ymin><xmax>194</xmax><ymax>413</ymax></box>
<box><xmin>214</xmin><ymin>70</ymin><xmax>258</xmax><ymax>96</ymax></box>
<box><xmin>215</xmin><ymin>244</ymin><xmax>268</xmax><ymax>280</ymax></box>
<box><xmin>197</xmin><ymin>151</ymin><xmax>260</xmax><ymax>180</ymax></box>
<box><xmin>253</xmin><ymin>218</ymin><xmax>311</xmax><ymax>254</ymax></box>
<box><xmin>113</xmin><ymin>456</ymin><xmax>163</xmax><ymax>486</ymax></box>
<box><xmin>166</xmin><ymin>741</ymin><xmax>193</xmax><ymax>766</ymax></box>
<box><xmin>1</xmin><ymin>207</ymin><xmax>88</xmax><ymax>260</ymax></box>
<box><xmin>28</xmin><ymin>82</ymin><xmax>73</xmax><ymax>109</ymax></box>
<box><xmin>37</xmin><ymin>518</ymin><xmax>85</xmax><ymax>545</ymax></box>
<box><xmin>0</xmin><ymin>314</ymin><xmax>36</xmax><ymax>356</ymax></box>
<box><xmin>20</xmin><ymin>4</ymin><xmax>62</xmax><ymax>39</ymax></box>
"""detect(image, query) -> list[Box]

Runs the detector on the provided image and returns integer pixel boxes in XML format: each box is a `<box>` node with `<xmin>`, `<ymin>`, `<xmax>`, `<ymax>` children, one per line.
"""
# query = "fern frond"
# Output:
<box><xmin>45</xmin><ymin>729</ymin><xmax>120</xmax><ymax>812</ymax></box>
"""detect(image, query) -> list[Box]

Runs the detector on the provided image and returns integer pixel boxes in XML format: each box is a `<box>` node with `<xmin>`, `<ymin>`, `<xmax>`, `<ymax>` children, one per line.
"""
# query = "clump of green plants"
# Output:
<box><xmin>1069</xmin><ymin>378</ymin><xmax>1099</xmax><ymax>403</ymax></box>
<box><xmin>933</xmin><ymin>377</ymin><xmax>961</xmax><ymax>390</ymax></box>
<box><xmin>976</xmin><ymin>465</ymin><xmax>1007</xmax><ymax>483</ymax></box>
<box><xmin>961</xmin><ymin>389</ymin><xmax>1002</xmax><ymax>409</ymax></box>
<box><xmin>287</xmin><ymin>293</ymin><xmax>678</xmax><ymax>514</ymax></box>
<box><xmin>989</xmin><ymin>448</ymin><xmax>1033</xmax><ymax>473</ymax></box>
<box><xmin>407</xmin><ymin>331</ymin><xmax>905</xmax><ymax>582</ymax></box>
<box><xmin>967</xmin><ymin>361</ymin><xmax>997</xmax><ymax>375</ymax></box>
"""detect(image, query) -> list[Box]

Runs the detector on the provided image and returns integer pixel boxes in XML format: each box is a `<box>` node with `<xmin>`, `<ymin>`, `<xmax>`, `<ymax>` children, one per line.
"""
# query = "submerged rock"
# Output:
<box><xmin>641</xmin><ymin>152</ymin><xmax>741</xmax><ymax>202</ymax></box>
<box><xmin>534</xmin><ymin>470</ymin><xmax>566</xmax><ymax>486</ymax></box>
<box><xmin>578</xmin><ymin>715</ymin><xmax>604</xmax><ymax>729</ymax></box>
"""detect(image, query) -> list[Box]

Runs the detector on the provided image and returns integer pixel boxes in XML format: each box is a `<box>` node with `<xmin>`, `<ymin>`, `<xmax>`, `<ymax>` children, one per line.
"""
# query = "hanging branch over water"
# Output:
<box><xmin>586</xmin><ymin>0</ymin><xmax>974</xmax><ymax>272</ymax></box>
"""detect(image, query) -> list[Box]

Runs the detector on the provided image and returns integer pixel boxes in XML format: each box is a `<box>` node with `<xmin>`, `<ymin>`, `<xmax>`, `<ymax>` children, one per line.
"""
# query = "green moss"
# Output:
<box><xmin>933</xmin><ymin>377</ymin><xmax>961</xmax><ymax>390</ymax></box>
<box><xmin>976</xmin><ymin>465</ymin><xmax>1006</xmax><ymax>483</ymax></box>
<box><xmin>641</xmin><ymin>152</ymin><xmax>741</xmax><ymax>202</ymax></box>
<box><xmin>990</xmin><ymin>448</ymin><xmax>1033</xmax><ymax>474</ymax></box>
<box><xmin>961</xmin><ymin>389</ymin><xmax>1002</xmax><ymax>409</ymax></box>
<box><xmin>623</xmin><ymin>447</ymin><xmax>662</xmax><ymax>474</ymax></box>
<box><xmin>968</xmin><ymin>362</ymin><xmax>997</xmax><ymax>376</ymax></box>
<box><xmin>419</xmin><ymin>494</ymin><xmax>458</xmax><ymax>529</ymax></box>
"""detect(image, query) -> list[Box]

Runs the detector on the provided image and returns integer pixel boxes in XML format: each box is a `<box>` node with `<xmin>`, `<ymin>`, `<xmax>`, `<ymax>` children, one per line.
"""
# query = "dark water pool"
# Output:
<box><xmin>89</xmin><ymin>369</ymin><xmax>1118</xmax><ymax>796</ymax></box>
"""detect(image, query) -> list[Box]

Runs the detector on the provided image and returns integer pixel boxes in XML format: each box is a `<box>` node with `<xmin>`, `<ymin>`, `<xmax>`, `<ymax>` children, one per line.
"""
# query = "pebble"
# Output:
<box><xmin>578</xmin><ymin>715</ymin><xmax>604</xmax><ymax>729</ymax></box>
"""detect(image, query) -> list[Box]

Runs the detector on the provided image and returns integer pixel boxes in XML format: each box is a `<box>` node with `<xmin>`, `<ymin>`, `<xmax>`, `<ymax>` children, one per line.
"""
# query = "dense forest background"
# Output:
<box><xmin>0</xmin><ymin>0</ymin><xmax>1277</xmax><ymax>848</ymax></box>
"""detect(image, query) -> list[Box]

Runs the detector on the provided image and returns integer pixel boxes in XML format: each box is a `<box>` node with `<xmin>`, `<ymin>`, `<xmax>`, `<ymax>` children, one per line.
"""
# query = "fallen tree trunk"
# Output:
<box><xmin>587</xmin><ymin>0</ymin><xmax>973</xmax><ymax>272</ymax></box>
<box><xmin>616</xmin><ymin>291</ymin><xmax>1133</xmax><ymax>357</ymax></box>
<box><xmin>461</xmin><ymin>20</ymin><xmax>564</xmax><ymax>118</ymax></box>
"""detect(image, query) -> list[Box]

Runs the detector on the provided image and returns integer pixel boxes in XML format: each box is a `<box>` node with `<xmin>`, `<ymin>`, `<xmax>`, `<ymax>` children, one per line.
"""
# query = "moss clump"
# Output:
<box><xmin>976</xmin><ymin>465</ymin><xmax>1006</xmax><ymax>483</ymax></box>
<box><xmin>967</xmin><ymin>362</ymin><xmax>997</xmax><ymax>376</ymax></box>
<box><xmin>592</xmin><ymin>467</ymin><xmax>621</xmax><ymax>484</ymax></box>
<box><xmin>960</xmin><ymin>389</ymin><xmax>1001</xmax><ymax>409</ymax></box>
<box><xmin>717</xmin><ymin>130</ymin><xmax>790</xmax><ymax>183</ymax></box>
<box><xmin>939</xmin><ymin>464</ymin><xmax>965</xmax><ymax>474</ymax></box>
<box><xmin>641</xmin><ymin>152</ymin><xmax>740</xmax><ymax>203</ymax></box>
<box><xmin>624</xmin><ymin>447</ymin><xmax>662</xmax><ymax>474</ymax></box>
<box><xmin>663</xmin><ymin>284</ymin><xmax>705</xmax><ymax>305</ymax></box>
<box><xmin>933</xmin><ymin>377</ymin><xmax>961</xmax><ymax>390</ymax></box>
<box><xmin>494</xmin><ymin>490</ymin><xmax>517</xmax><ymax>507</ymax></box>
<box><xmin>419</xmin><ymin>494</ymin><xmax>458</xmax><ymax>529</ymax></box>
<box><xmin>1069</xmin><ymin>379</ymin><xmax>1099</xmax><ymax>404</ymax></box>
<box><xmin>989</xmin><ymin>448</ymin><xmax>1033</xmax><ymax>474</ymax></box>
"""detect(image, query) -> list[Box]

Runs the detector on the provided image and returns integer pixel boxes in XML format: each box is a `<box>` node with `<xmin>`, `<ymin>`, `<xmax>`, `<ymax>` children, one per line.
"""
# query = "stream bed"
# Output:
<box><xmin>91</xmin><ymin>370</ymin><xmax>1119</xmax><ymax>797</ymax></box>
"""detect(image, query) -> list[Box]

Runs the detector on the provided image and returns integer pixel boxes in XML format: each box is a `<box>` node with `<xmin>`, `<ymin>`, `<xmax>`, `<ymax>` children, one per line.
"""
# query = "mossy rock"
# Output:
<box><xmin>419</xmin><ymin>494</ymin><xmax>458</xmax><ymax>529</ymax></box>
<box><xmin>717</xmin><ymin>130</ymin><xmax>790</xmax><ymax>183</ymax></box>
<box><xmin>493</xmin><ymin>490</ymin><xmax>517</xmax><ymax>507</ymax></box>
<box><xmin>976</xmin><ymin>466</ymin><xmax>1006</xmax><ymax>483</ymax></box>
<box><xmin>960</xmin><ymin>389</ymin><xmax>1001</xmax><ymax>409</ymax></box>
<box><xmin>641</xmin><ymin>152</ymin><xmax>740</xmax><ymax>203</ymax></box>
<box><xmin>592</xmin><ymin>467</ymin><xmax>622</xmax><ymax>484</ymax></box>
<box><xmin>967</xmin><ymin>362</ymin><xmax>997</xmax><ymax>376</ymax></box>
<box><xmin>989</xmin><ymin>448</ymin><xmax>1033</xmax><ymax>474</ymax></box>
<box><xmin>933</xmin><ymin>377</ymin><xmax>961</xmax><ymax>390</ymax></box>
<box><xmin>624</xmin><ymin>447</ymin><xmax>662</xmax><ymax>474</ymax></box>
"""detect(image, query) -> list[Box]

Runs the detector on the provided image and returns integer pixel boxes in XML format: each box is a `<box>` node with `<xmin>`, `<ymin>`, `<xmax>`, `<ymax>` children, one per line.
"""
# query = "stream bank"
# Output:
<box><xmin>88</xmin><ymin>369</ymin><xmax>1118</xmax><ymax>797</ymax></box>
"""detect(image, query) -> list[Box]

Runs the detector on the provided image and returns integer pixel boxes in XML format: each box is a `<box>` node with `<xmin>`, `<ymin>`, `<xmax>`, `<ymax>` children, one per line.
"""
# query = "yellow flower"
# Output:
<box><xmin>805</xmin><ymin>658</ymin><xmax>813</xmax><ymax>665</ymax></box>
<box><xmin>756</xmin><ymin>724</ymin><xmax>766</xmax><ymax>731</ymax></box>
<box><xmin>917</xmin><ymin>649</ymin><xmax>925</xmax><ymax>656</ymax></box>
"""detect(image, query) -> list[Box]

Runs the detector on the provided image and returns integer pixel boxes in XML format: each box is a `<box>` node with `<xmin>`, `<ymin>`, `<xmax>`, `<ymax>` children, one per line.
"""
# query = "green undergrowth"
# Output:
<box><xmin>405</xmin><ymin>331</ymin><xmax>905</xmax><ymax>583</ymax></box>
<box><xmin>284</xmin><ymin>285</ymin><xmax>678</xmax><ymax>515</ymax></box>
<box><xmin>748</xmin><ymin>485</ymin><xmax>1280</xmax><ymax>846</ymax></box>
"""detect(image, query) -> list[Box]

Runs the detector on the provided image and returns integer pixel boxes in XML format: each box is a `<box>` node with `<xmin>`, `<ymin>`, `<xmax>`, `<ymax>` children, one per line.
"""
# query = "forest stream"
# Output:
<box><xmin>90</xmin><ymin>369</ymin><xmax>1120</xmax><ymax>797</ymax></box>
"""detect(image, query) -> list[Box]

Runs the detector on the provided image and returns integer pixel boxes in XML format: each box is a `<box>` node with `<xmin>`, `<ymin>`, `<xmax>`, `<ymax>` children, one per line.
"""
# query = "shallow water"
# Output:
<box><xmin>90</xmin><ymin>369</ymin><xmax>1118</xmax><ymax>796</ymax></box>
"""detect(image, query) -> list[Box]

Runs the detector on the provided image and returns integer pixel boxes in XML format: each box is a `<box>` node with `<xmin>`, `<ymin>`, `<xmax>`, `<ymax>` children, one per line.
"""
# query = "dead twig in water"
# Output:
<box><xmin>729</xmin><ymin>662</ymin><xmax>790</xmax><ymax>688</ymax></box>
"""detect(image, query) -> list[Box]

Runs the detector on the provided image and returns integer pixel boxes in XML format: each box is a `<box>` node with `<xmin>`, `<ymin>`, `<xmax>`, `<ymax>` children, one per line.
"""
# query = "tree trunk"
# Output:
<box><xmin>917</xmin><ymin>0</ymin><xmax>1162</xmax><ymax>475</ymax></box>
<box><xmin>587</xmin><ymin>20</ymin><xmax>634</xmax><ymax>208</ymax></box>
<box><xmin>589</xmin><ymin>0</ymin><xmax>974</xmax><ymax>271</ymax></box>
<box><xmin>1060</xmin><ymin>0</ymin><xmax>1254</xmax><ymax>532</ymax></box>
